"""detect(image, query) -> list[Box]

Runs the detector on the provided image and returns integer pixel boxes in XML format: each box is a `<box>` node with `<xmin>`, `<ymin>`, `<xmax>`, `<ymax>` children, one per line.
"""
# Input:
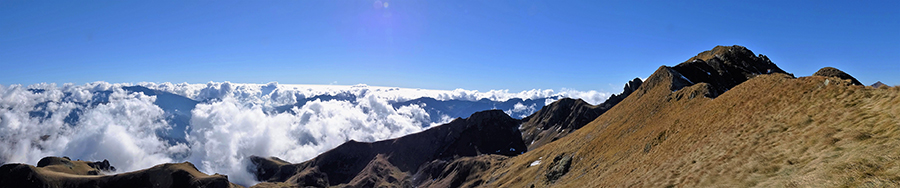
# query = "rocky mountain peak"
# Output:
<box><xmin>465</xmin><ymin>109</ymin><xmax>516</xmax><ymax>125</ymax></box>
<box><xmin>642</xmin><ymin>45</ymin><xmax>790</xmax><ymax>98</ymax></box>
<box><xmin>441</xmin><ymin>109</ymin><xmax>525</xmax><ymax>158</ymax></box>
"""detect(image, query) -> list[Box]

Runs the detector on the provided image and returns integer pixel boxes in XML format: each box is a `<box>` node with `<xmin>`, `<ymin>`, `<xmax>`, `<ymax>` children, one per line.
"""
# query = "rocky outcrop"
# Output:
<box><xmin>250</xmin><ymin>110</ymin><xmax>526</xmax><ymax>187</ymax></box>
<box><xmin>813</xmin><ymin>67</ymin><xmax>863</xmax><ymax>85</ymax></box>
<box><xmin>545</xmin><ymin>154</ymin><xmax>573</xmax><ymax>183</ymax></box>
<box><xmin>601</xmin><ymin>78</ymin><xmax>643</xmax><ymax>109</ymax></box>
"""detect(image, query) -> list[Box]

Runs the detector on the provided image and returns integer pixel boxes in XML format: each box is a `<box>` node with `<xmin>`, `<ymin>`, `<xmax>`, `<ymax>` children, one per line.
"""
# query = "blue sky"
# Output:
<box><xmin>2</xmin><ymin>1</ymin><xmax>898</xmax><ymax>92</ymax></box>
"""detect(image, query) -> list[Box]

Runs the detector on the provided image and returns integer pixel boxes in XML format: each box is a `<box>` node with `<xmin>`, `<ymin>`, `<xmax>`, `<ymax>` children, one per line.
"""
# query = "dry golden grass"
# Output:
<box><xmin>1</xmin><ymin>162</ymin><xmax>243</xmax><ymax>188</ymax></box>
<box><xmin>476</xmin><ymin>73</ymin><xmax>900</xmax><ymax>188</ymax></box>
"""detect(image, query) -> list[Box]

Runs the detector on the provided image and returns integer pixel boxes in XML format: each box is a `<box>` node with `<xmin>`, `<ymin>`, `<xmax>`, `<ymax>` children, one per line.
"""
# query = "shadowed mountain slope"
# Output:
<box><xmin>249</xmin><ymin>110</ymin><xmax>526</xmax><ymax>187</ymax></box>
<box><xmin>519</xmin><ymin>98</ymin><xmax>603</xmax><ymax>151</ymax></box>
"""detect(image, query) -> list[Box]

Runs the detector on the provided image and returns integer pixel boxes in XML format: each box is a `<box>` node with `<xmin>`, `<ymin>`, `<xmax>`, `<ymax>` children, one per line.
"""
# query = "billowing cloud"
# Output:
<box><xmin>0</xmin><ymin>83</ymin><xmax>178</xmax><ymax>172</ymax></box>
<box><xmin>505</xmin><ymin>102</ymin><xmax>538</xmax><ymax>119</ymax></box>
<box><xmin>0</xmin><ymin>81</ymin><xmax>610</xmax><ymax>186</ymax></box>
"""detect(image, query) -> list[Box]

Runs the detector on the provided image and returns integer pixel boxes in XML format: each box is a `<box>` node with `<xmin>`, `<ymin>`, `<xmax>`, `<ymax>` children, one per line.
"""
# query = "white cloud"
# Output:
<box><xmin>0</xmin><ymin>85</ymin><xmax>176</xmax><ymax>172</ymax></box>
<box><xmin>555</xmin><ymin>88</ymin><xmax>611</xmax><ymax>105</ymax></box>
<box><xmin>505</xmin><ymin>102</ymin><xmax>537</xmax><ymax>119</ymax></box>
<box><xmin>0</xmin><ymin>81</ymin><xmax>611</xmax><ymax>186</ymax></box>
<box><xmin>139</xmin><ymin>82</ymin><xmax>611</xmax><ymax>104</ymax></box>
<box><xmin>186</xmin><ymin>94</ymin><xmax>431</xmax><ymax>186</ymax></box>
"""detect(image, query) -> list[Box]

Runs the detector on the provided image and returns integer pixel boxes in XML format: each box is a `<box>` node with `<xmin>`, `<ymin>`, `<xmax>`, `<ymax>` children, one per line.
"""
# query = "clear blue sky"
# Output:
<box><xmin>2</xmin><ymin>1</ymin><xmax>898</xmax><ymax>92</ymax></box>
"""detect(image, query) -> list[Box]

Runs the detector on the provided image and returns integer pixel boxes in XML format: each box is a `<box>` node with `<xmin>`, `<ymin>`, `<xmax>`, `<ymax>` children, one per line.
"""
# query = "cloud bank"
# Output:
<box><xmin>0</xmin><ymin>81</ymin><xmax>609</xmax><ymax>186</ymax></box>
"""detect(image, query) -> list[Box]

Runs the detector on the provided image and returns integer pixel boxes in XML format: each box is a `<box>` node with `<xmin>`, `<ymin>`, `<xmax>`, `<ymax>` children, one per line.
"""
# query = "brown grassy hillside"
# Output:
<box><xmin>0</xmin><ymin>156</ymin><xmax>242</xmax><ymax>188</ymax></box>
<box><xmin>478</xmin><ymin>70</ymin><xmax>900</xmax><ymax>187</ymax></box>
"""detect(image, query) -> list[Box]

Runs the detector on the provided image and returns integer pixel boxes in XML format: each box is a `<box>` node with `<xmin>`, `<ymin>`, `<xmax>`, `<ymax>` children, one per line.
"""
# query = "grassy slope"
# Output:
<box><xmin>479</xmin><ymin>73</ymin><xmax>900</xmax><ymax>187</ymax></box>
<box><xmin>1</xmin><ymin>161</ymin><xmax>243</xmax><ymax>188</ymax></box>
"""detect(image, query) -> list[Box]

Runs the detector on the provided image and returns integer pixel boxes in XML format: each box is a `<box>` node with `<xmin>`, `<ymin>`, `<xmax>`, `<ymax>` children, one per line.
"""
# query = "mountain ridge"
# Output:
<box><xmin>249</xmin><ymin>110</ymin><xmax>526</xmax><ymax>187</ymax></box>
<box><xmin>3</xmin><ymin>45</ymin><xmax>896</xmax><ymax>188</ymax></box>
<box><xmin>475</xmin><ymin>47</ymin><xmax>899</xmax><ymax>187</ymax></box>
<box><xmin>519</xmin><ymin>77</ymin><xmax>641</xmax><ymax>151</ymax></box>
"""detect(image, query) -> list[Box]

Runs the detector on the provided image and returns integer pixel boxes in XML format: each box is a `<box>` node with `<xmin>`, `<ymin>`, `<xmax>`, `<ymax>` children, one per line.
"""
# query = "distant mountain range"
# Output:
<box><xmin>15</xmin><ymin>84</ymin><xmax>557</xmax><ymax>155</ymax></box>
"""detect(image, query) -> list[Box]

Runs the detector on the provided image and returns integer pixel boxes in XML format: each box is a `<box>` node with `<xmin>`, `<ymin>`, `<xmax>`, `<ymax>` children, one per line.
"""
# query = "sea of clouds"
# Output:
<box><xmin>0</xmin><ymin>81</ymin><xmax>609</xmax><ymax>186</ymax></box>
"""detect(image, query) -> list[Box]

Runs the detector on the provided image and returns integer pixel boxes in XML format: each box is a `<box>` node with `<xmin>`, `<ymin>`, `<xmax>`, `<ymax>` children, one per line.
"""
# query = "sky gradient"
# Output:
<box><xmin>2</xmin><ymin>1</ymin><xmax>898</xmax><ymax>92</ymax></box>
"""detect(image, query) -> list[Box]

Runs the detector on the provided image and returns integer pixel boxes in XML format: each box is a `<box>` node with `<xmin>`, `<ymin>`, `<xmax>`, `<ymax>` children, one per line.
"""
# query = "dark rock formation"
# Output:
<box><xmin>813</xmin><ymin>67</ymin><xmax>863</xmax><ymax>86</ymax></box>
<box><xmin>545</xmin><ymin>154</ymin><xmax>573</xmax><ymax>183</ymax></box>
<box><xmin>601</xmin><ymin>78</ymin><xmax>643</xmax><ymax>109</ymax></box>
<box><xmin>872</xmin><ymin>81</ymin><xmax>887</xmax><ymax>88</ymax></box>
<box><xmin>250</xmin><ymin>110</ymin><xmax>526</xmax><ymax>187</ymax></box>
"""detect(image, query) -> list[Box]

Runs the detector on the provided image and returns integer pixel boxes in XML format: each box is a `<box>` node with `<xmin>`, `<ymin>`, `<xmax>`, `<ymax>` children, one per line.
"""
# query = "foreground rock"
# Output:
<box><xmin>0</xmin><ymin>156</ymin><xmax>242</xmax><ymax>188</ymax></box>
<box><xmin>250</xmin><ymin>110</ymin><xmax>526</xmax><ymax>187</ymax></box>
